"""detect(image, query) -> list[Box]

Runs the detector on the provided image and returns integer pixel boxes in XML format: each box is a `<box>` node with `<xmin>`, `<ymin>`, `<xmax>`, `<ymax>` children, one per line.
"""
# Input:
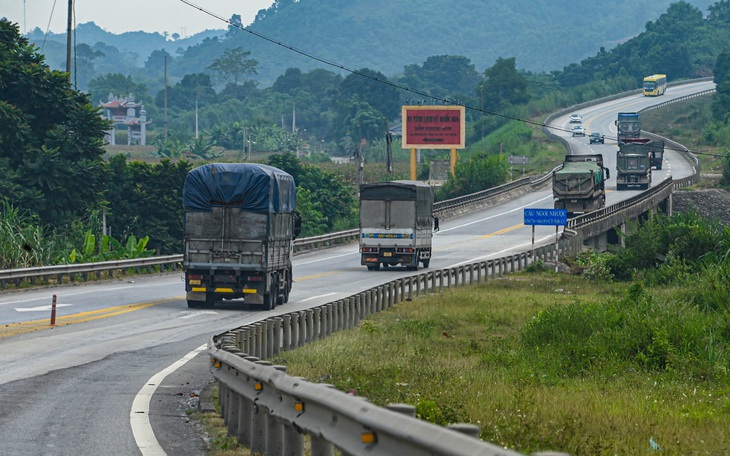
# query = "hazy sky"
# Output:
<box><xmin>2</xmin><ymin>0</ymin><xmax>274</xmax><ymax>36</ymax></box>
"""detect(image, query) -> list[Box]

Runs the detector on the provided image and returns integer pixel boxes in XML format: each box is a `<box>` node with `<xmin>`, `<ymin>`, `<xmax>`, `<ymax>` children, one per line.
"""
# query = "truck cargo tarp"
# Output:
<box><xmin>556</xmin><ymin>162</ymin><xmax>602</xmax><ymax>186</ymax></box>
<box><xmin>183</xmin><ymin>163</ymin><xmax>296</xmax><ymax>213</ymax></box>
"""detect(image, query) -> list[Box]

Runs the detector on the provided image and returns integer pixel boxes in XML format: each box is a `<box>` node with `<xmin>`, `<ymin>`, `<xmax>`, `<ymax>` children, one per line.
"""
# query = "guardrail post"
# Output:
<box><xmin>313</xmin><ymin>307</ymin><xmax>322</xmax><ymax>340</ymax></box>
<box><xmin>254</xmin><ymin>323</ymin><xmax>263</xmax><ymax>359</ymax></box>
<box><xmin>447</xmin><ymin>423</ymin><xmax>481</xmax><ymax>439</ymax></box>
<box><xmin>250</xmin><ymin>361</ymin><xmax>272</xmax><ymax>454</ymax></box>
<box><xmin>272</xmin><ymin>318</ymin><xmax>282</xmax><ymax>356</ymax></box>
<box><xmin>305</xmin><ymin>309</ymin><xmax>314</xmax><ymax>342</ymax></box>
<box><xmin>282</xmin><ymin>315</ymin><xmax>291</xmax><ymax>351</ymax></box>
<box><xmin>325</xmin><ymin>303</ymin><xmax>333</xmax><ymax>337</ymax></box>
<box><xmin>311</xmin><ymin>436</ymin><xmax>334</xmax><ymax>456</ymax></box>
<box><xmin>298</xmin><ymin>310</ymin><xmax>307</xmax><ymax>347</ymax></box>
<box><xmin>282</xmin><ymin>377</ymin><xmax>306</xmax><ymax>455</ymax></box>
<box><xmin>226</xmin><ymin>386</ymin><xmax>240</xmax><ymax>438</ymax></box>
<box><xmin>353</xmin><ymin>295</ymin><xmax>362</xmax><ymax>326</ymax></box>
<box><xmin>237</xmin><ymin>384</ymin><xmax>252</xmax><ymax>447</ymax></box>
<box><xmin>265</xmin><ymin>365</ymin><xmax>287</xmax><ymax>455</ymax></box>
<box><xmin>266</xmin><ymin>319</ymin><xmax>275</xmax><ymax>358</ymax></box>
<box><xmin>386</xmin><ymin>403</ymin><xmax>416</xmax><ymax>417</ymax></box>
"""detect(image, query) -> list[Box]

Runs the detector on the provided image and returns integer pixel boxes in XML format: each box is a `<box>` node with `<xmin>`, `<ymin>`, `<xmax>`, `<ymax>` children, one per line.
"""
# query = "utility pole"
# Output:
<box><xmin>356</xmin><ymin>138</ymin><xmax>365</xmax><ymax>185</ymax></box>
<box><xmin>65</xmin><ymin>0</ymin><xmax>73</xmax><ymax>79</ymax></box>
<box><xmin>383</xmin><ymin>118</ymin><xmax>393</xmax><ymax>174</ymax></box>
<box><xmin>164</xmin><ymin>53</ymin><xmax>168</xmax><ymax>142</ymax></box>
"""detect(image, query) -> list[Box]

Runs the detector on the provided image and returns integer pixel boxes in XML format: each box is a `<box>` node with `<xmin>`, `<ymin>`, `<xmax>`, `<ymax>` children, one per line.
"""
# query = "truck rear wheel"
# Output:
<box><xmin>275</xmin><ymin>275</ymin><xmax>285</xmax><ymax>306</ymax></box>
<box><xmin>200</xmin><ymin>295</ymin><xmax>217</xmax><ymax>309</ymax></box>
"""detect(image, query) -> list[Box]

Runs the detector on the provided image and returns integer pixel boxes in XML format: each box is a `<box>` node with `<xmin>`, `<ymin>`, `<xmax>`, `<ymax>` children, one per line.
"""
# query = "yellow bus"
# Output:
<box><xmin>642</xmin><ymin>74</ymin><xmax>667</xmax><ymax>96</ymax></box>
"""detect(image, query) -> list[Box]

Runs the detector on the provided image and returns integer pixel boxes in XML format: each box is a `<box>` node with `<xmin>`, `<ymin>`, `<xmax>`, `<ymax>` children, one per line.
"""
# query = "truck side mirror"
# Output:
<box><xmin>293</xmin><ymin>211</ymin><xmax>302</xmax><ymax>239</ymax></box>
<box><xmin>605</xmin><ymin>168</ymin><xmax>610</xmax><ymax>179</ymax></box>
<box><xmin>433</xmin><ymin>216</ymin><xmax>440</xmax><ymax>232</ymax></box>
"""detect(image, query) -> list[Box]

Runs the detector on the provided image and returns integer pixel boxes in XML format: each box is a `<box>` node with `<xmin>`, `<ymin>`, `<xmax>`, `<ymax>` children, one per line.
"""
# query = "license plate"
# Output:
<box><xmin>383</xmin><ymin>252</ymin><xmax>392</xmax><ymax>257</ymax></box>
<box><xmin>189</xmin><ymin>279</ymin><xmax>201</xmax><ymax>285</ymax></box>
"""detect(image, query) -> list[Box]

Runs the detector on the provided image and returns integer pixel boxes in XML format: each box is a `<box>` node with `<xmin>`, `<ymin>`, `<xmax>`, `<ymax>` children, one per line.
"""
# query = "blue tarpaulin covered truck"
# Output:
<box><xmin>182</xmin><ymin>163</ymin><xmax>301</xmax><ymax>310</ymax></box>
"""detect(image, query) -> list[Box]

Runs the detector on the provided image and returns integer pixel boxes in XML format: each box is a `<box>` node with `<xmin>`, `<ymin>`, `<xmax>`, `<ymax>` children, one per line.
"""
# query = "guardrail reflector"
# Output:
<box><xmin>361</xmin><ymin>431</ymin><xmax>376</xmax><ymax>444</ymax></box>
<box><xmin>254</xmin><ymin>382</ymin><xmax>263</xmax><ymax>392</ymax></box>
<box><xmin>294</xmin><ymin>402</ymin><xmax>304</xmax><ymax>412</ymax></box>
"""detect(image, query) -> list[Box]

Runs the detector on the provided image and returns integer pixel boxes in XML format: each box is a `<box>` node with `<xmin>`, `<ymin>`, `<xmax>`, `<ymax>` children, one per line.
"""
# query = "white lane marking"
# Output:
<box><xmin>438</xmin><ymin>194</ymin><xmax>553</xmax><ymax>233</ymax></box>
<box><xmin>0</xmin><ymin>280</ymin><xmax>182</xmax><ymax>307</ymax></box>
<box><xmin>300</xmin><ymin>292</ymin><xmax>337</xmax><ymax>302</ymax></box>
<box><xmin>297</xmin><ymin>250</ymin><xmax>358</xmax><ymax>265</ymax></box>
<box><xmin>15</xmin><ymin>304</ymin><xmax>72</xmax><ymax>312</ymax></box>
<box><xmin>131</xmin><ymin>344</ymin><xmax>207</xmax><ymax>456</ymax></box>
<box><xmin>178</xmin><ymin>311</ymin><xmax>218</xmax><ymax>319</ymax></box>
<box><xmin>448</xmin><ymin>234</ymin><xmax>557</xmax><ymax>267</ymax></box>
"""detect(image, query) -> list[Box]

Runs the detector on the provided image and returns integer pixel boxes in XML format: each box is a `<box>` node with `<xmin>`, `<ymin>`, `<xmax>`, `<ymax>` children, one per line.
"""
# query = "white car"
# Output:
<box><xmin>572</xmin><ymin>125</ymin><xmax>586</xmax><ymax>136</ymax></box>
<box><xmin>569</xmin><ymin>113</ymin><xmax>582</xmax><ymax>123</ymax></box>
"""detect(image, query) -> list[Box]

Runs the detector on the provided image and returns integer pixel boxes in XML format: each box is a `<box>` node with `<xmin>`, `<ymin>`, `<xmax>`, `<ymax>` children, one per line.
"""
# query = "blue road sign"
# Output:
<box><xmin>524</xmin><ymin>208</ymin><xmax>567</xmax><ymax>226</ymax></box>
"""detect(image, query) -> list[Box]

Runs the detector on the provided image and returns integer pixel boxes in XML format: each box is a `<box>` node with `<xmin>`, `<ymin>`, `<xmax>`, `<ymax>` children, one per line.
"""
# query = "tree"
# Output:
<box><xmin>712</xmin><ymin>49</ymin><xmax>730</xmax><ymax>121</ymax></box>
<box><xmin>340</xmin><ymin>68</ymin><xmax>401</xmax><ymax>119</ymax></box>
<box><xmin>400</xmin><ymin>55</ymin><xmax>481</xmax><ymax>100</ymax></box>
<box><xmin>477</xmin><ymin>57</ymin><xmax>529</xmax><ymax>112</ymax></box>
<box><xmin>208</xmin><ymin>47</ymin><xmax>258</xmax><ymax>86</ymax></box>
<box><xmin>0</xmin><ymin>19</ymin><xmax>108</xmax><ymax>226</ymax></box>
<box><xmin>272</xmin><ymin>68</ymin><xmax>303</xmax><ymax>94</ymax></box>
<box><xmin>87</xmin><ymin>73</ymin><xmax>149</xmax><ymax>106</ymax></box>
<box><xmin>226</xmin><ymin>14</ymin><xmax>243</xmax><ymax>37</ymax></box>
<box><xmin>156</xmin><ymin>73</ymin><xmax>216</xmax><ymax>110</ymax></box>
<box><xmin>144</xmin><ymin>49</ymin><xmax>173</xmax><ymax>72</ymax></box>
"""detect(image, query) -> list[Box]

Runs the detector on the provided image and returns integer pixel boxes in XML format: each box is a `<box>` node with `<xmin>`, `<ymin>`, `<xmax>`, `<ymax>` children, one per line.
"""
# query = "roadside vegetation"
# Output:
<box><xmin>5</xmin><ymin>2</ymin><xmax>730</xmax><ymax>268</ymax></box>
<box><xmin>266</xmin><ymin>210</ymin><xmax>730</xmax><ymax>455</ymax></box>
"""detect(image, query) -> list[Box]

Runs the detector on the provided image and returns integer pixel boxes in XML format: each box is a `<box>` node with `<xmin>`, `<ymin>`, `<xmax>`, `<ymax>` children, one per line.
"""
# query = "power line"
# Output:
<box><xmin>177</xmin><ymin>0</ymin><xmax>720</xmax><ymax>157</ymax></box>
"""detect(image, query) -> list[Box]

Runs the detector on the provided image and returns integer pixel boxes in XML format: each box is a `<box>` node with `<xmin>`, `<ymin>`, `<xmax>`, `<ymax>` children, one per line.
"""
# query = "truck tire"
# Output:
<box><xmin>367</xmin><ymin>264</ymin><xmax>380</xmax><ymax>271</ymax></box>
<box><xmin>187</xmin><ymin>300</ymin><xmax>201</xmax><ymax>308</ymax></box>
<box><xmin>422</xmin><ymin>259</ymin><xmax>430</xmax><ymax>268</ymax></box>
<box><xmin>275</xmin><ymin>275</ymin><xmax>285</xmax><ymax>306</ymax></box>
<box><xmin>283</xmin><ymin>271</ymin><xmax>291</xmax><ymax>303</ymax></box>
<box><xmin>200</xmin><ymin>295</ymin><xmax>217</xmax><ymax>309</ymax></box>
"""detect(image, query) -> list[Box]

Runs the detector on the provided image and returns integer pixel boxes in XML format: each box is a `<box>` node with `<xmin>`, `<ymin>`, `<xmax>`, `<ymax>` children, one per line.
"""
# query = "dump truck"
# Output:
<box><xmin>359</xmin><ymin>180</ymin><xmax>437</xmax><ymax>271</ymax></box>
<box><xmin>182</xmin><ymin>163</ymin><xmax>301</xmax><ymax>310</ymax></box>
<box><xmin>615</xmin><ymin>112</ymin><xmax>641</xmax><ymax>141</ymax></box>
<box><xmin>553</xmin><ymin>154</ymin><xmax>610</xmax><ymax>215</ymax></box>
<box><xmin>616</xmin><ymin>138</ymin><xmax>654</xmax><ymax>190</ymax></box>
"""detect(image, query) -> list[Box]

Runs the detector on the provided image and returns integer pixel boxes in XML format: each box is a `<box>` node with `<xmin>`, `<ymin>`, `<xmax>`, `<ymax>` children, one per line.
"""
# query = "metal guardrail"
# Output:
<box><xmin>206</xmin><ymin>85</ymin><xmax>712</xmax><ymax>456</ymax></box>
<box><xmin>209</xmin><ymin>241</ymin><xmax>581</xmax><ymax>456</ymax></box>
<box><xmin>0</xmin><ymin>175</ymin><xmax>550</xmax><ymax>290</ymax></box>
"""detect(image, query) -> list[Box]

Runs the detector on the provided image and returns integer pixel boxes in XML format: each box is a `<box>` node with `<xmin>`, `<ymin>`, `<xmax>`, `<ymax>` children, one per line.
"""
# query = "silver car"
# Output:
<box><xmin>572</xmin><ymin>125</ymin><xmax>586</xmax><ymax>136</ymax></box>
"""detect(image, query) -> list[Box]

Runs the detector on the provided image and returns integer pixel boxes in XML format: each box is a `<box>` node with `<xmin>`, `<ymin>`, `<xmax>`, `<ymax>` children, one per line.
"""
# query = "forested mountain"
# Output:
<box><xmin>27</xmin><ymin>0</ymin><xmax>716</xmax><ymax>92</ymax></box>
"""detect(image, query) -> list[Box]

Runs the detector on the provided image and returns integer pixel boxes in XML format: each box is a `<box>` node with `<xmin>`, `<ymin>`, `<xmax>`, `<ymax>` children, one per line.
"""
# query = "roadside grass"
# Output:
<box><xmin>263</xmin><ymin>272</ymin><xmax>730</xmax><ymax>456</ymax></box>
<box><xmin>193</xmin><ymin>386</ymin><xmax>252</xmax><ymax>456</ymax></box>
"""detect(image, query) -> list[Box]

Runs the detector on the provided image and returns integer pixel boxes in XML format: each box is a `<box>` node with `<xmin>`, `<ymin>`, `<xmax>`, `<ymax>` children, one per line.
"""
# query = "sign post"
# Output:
<box><xmin>523</xmin><ymin>208</ymin><xmax>568</xmax><ymax>271</ymax></box>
